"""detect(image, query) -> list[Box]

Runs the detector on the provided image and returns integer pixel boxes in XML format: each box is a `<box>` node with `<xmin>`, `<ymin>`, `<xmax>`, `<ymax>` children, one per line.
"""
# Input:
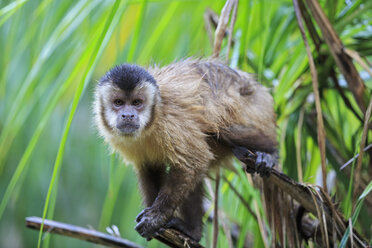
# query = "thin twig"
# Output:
<box><xmin>298</xmin><ymin>0</ymin><xmax>322</xmax><ymax>51</ymax></box>
<box><xmin>212</xmin><ymin>169</ymin><xmax>220</xmax><ymax>248</ymax></box>
<box><xmin>296</xmin><ymin>106</ymin><xmax>305</xmax><ymax>183</ymax></box>
<box><xmin>213</xmin><ymin>0</ymin><xmax>236</xmax><ymax>57</ymax></box>
<box><xmin>293</xmin><ymin>0</ymin><xmax>328</xmax><ymax>193</ymax></box>
<box><xmin>26</xmin><ymin>217</ymin><xmax>143</xmax><ymax>248</ymax></box>
<box><xmin>221</xmin><ymin>174</ymin><xmax>257</xmax><ymax>219</ymax></box>
<box><xmin>203</xmin><ymin>183</ymin><xmax>238</xmax><ymax>248</ymax></box>
<box><xmin>353</xmin><ymin>98</ymin><xmax>372</xmax><ymax>209</ymax></box>
<box><xmin>349</xmin><ymin>219</ymin><xmax>354</xmax><ymax>247</ymax></box>
<box><xmin>340</xmin><ymin>143</ymin><xmax>372</xmax><ymax>170</ymax></box>
<box><xmin>308</xmin><ymin>185</ymin><xmax>329</xmax><ymax>248</ymax></box>
<box><xmin>344</xmin><ymin>48</ymin><xmax>372</xmax><ymax>78</ymax></box>
<box><xmin>26</xmin><ymin>216</ymin><xmax>204</xmax><ymax>248</ymax></box>
<box><xmin>365</xmin><ymin>57</ymin><xmax>372</xmax><ymax>68</ymax></box>
<box><xmin>204</xmin><ymin>8</ymin><xmax>219</xmax><ymax>47</ymax></box>
<box><xmin>225</xmin><ymin>0</ymin><xmax>238</xmax><ymax>63</ymax></box>
<box><xmin>247</xmin><ymin>174</ymin><xmax>270</xmax><ymax>248</ymax></box>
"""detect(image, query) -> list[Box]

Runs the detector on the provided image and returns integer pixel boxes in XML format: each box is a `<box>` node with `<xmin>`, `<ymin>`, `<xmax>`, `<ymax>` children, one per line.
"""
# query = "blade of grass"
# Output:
<box><xmin>257</xmin><ymin>0</ymin><xmax>270</xmax><ymax>83</ymax></box>
<box><xmin>246</xmin><ymin>174</ymin><xmax>270</xmax><ymax>248</ymax></box>
<box><xmin>339</xmin><ymin>180</ymin><xmax>372</xmax><ymax>248</ymax></box>
<box><xmin>296</xmin><ymin>106</ymin><xmax>305</xmax><ymax>182</ymax></box>
<box><xmin>0</xmin><ymin>2</ymin><xmax>23</xmax><ymax>105</ymax></box>
<box><xmin>0</xmin><ymin>0</ymin><xmax>99</xmax><ymax>172</ymax></box>
<box><xmin>126</xmin><ymin>0</ymin><xmax>148</xmax><ymax>62</ymax></box>
<box><xmin>0</xmin><ymin>0</ymin><xmax>28</xmax><ymax>26</ymax></box>
<box><xmin>0</xmin><ymin>37</ymin><xmax>99</xmax><ymax>220</ymax></box>
<box><xmin>98</xmin><ymin>156</ymin><xmax>128</xmax><ymax>230</ymax></box>
<box><xmin>36</xmin><ymin>1</ymin><xmax>125</xmax><ymax>247</ymax></box>
<box><xmin>137</xmin><ymin>2</ymin><xmax>179</xmax><ymax>61</ymax></box>
<box><xmin>352</xmin><ymin>98</ymin><xmax>372</xmax><ymax>207</ymax></box>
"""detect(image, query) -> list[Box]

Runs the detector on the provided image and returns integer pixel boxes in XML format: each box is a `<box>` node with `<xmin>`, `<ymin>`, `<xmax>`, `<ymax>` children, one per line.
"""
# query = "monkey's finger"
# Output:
<box><xmin>135</xmin><ymin>220</ymin><xmax>145</xmax><ymax>232</ymax></box>
<box><xmin>135</xmin><ymin>225</ymin><xmax>149</xmax><ymax>238</ymax></box>
<box><xmin>136</xmin><ymin>225</ymin><xmax>154</xmax><ymax>239</ymax></box>
<box><xmin>255</xmin><ymin>151</ymin><xmax>276</xmax><ymax>177</ymax></box>
<box><xmin>258</xmin><ymin>166</ymin><xmax>268</xmax><ymax>177</ymax></box>
<box><xmin>154</xmin><ymin>227</ymin><xmax>165</xmax><ymax>237</ymax></box>
<box><xmin>135</xmin><ymin>209</ymin><xmax>147</xmax><ymax>222</ymax></box>
<box><xmin>135</xmin><ymin>219</ymin><xmax>154</xmax><ymax>236</ymax></box>
<box><xmin>255</xmin><ymin>152</ymin><xmax>264</xmax><ymax>164</ymax></box>
<box><xmin>256</xmin><ymin>160</ymin><xmax>269</xmax><ymax>177</ymax></box>
<box><xmin>245</xmin><ymin>166</ymin><xmax>256</xmax><ymax>174</ymax></box>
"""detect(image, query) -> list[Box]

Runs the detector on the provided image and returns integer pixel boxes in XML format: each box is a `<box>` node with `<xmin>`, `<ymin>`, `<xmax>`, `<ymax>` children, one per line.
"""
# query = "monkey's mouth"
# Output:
<box><xmin>116</xmin><ymin>123</ymin><xmax>140</xmax><ymax>135</ymax></box>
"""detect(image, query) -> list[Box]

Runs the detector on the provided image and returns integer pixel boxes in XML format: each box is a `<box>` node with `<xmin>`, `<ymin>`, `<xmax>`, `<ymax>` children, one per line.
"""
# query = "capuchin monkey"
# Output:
<box><xmin>93</xmin><ymin>58</ymin><xmax>277</xmax><ymax>241</ymax></box>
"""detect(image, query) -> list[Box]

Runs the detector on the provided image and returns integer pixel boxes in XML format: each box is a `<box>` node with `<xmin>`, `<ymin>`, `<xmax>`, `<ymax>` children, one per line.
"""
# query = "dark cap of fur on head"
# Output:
<box><xmin>100</xmin><ymin>64</ymin><xmax>157</xmax><ymax>92</ymax></box>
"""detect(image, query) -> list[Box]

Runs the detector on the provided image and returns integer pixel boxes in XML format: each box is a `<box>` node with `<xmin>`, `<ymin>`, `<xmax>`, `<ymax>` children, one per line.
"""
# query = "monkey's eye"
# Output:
<box><xmin>132</xmin><ymin>99</ymin><xmax>143</xmax><ymax>106</ymax></box>
<box><xmin>113</xmin><ymin>99</ymin><xmax>124</xmax><ymax>106</ymax></box>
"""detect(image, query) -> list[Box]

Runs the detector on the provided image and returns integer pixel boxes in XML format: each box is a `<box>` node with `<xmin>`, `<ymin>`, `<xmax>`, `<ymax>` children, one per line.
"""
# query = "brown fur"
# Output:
<box><xmin>106</xmin><ymin>59</ymin><xmax>275</xmax><ymax>166</ymax></box>
<box><xmin>94</xmin><ymin>58</ymin><xmax>277</xmax><ymax>241</ymax></box>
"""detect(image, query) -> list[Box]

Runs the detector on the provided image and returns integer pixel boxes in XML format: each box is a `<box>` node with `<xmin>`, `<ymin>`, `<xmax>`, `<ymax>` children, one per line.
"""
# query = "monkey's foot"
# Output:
<box><xmin>135</xmin><ymin>207</ymin><xmax>168</xmax><ymax>240</ymax></box>
<box><xmin>165</xmin><ymin>217</ymin><xmax>202</xmax><ymax>242</ymax></box>
<box><xmin>232</xmin><ymin>146</ymin><xmax>276</xmax><ymax>177</ymax></box>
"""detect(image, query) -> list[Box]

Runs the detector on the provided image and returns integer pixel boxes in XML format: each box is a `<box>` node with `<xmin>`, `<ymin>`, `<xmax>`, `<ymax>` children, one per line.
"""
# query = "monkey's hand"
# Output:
<box><xmin>135</xmin><ymin>207</ymin><xmax>169</xmax><ymax>240</ymax></box>
<box><xmin>255</xmin><ymin>151</ymin><xmax>277</xmax><ymax>177</ymax></box>
<box><xmin>232</xmin><ymin>146</ymin><xmax>277</xmax><ymax>177</ymax></box>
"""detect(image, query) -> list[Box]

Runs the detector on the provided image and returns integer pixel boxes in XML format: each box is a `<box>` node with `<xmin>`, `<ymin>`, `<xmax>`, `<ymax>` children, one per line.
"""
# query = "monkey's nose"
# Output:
<box><xmin>121</xmin><ymin>114</ymin><xmax>135</xmax><ymax>120</ymax></box>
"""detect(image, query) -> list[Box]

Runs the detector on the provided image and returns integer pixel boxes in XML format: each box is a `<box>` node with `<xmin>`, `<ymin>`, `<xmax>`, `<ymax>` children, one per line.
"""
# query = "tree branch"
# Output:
<box><xmin>25</xmin><ymin>216</ymin><xmax>204</xmax><ymax>248</ymax></box>
<box><xmin>213</xmin><ymin>0</ymin><xmax>237</xmax><ymax>57</ymax></box>
<box><xmin>265</xmin><ymin>170</ymin><xmax>368</xmax><ymax>247</ymax></box>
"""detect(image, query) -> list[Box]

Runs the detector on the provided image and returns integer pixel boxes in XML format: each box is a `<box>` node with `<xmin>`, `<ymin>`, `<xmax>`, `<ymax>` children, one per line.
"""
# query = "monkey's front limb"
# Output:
<box><xmin>135</xmin><ymin>166</ymin><xmax>202</xmax><ymax>240</ymax></box>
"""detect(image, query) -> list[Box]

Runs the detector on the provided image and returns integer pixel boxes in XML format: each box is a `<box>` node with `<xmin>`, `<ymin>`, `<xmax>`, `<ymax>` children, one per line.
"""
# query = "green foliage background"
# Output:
<box><xmin>0</xmin><ymin>0</ymin><xmax>371</xmax><ymax>247</ymax></box>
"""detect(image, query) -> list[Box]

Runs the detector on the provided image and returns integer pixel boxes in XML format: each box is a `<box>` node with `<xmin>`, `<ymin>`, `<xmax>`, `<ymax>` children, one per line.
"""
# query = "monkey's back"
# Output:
<box><xmin>149</xmin><ymin>59</ymin><xmax>276</xmax><ymax>141</ymax></box>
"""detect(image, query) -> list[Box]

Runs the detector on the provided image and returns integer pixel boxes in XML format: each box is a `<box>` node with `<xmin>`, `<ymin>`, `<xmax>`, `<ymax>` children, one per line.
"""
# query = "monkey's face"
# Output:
<box><xmin>94</xmin><ymin>64</ymin><xmax>159</xmax><ymax>139</ymax></box>
<box><xmin>110</xmin><ymin>88</ymin><xmax>143</xmax><ymax>135</ymax></box>
<box><xmin>96</xmin><ymin>82</ymin><xmax>158</xmax><ymax>138</ymax></box>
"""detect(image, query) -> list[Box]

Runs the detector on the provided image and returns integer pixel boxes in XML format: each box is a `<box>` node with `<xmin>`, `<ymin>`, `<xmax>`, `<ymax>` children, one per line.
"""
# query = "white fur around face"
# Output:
<box><xmin>94</xmin><ymin>81</ymin><xmax>159</xmax><ymax>142</ymax></box>
<box><xmin>93</xmin><ymin>84</ymin><xmax>116</xmax><ymax>140</ymax></box>
<box><xmin>136</xmin><ymin>81</ymin><xmax>159</xmax><ymax>135</ymax></box>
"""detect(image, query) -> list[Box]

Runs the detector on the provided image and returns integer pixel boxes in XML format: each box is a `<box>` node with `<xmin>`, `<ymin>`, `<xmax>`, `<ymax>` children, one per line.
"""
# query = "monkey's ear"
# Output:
<box><xmin>239</xmin><ymin>84</ymin><xmax>254</xmax><ymax>95</ymax></box>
